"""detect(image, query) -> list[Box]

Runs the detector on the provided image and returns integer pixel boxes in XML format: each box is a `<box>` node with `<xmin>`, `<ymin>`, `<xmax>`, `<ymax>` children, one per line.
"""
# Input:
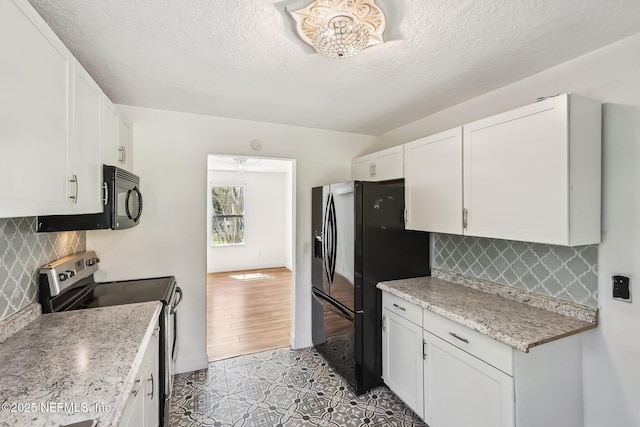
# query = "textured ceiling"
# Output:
<box><xmin>28</xmin><ymin>0</ymin><xmax>640</xmax><ymax>135</ymax></box>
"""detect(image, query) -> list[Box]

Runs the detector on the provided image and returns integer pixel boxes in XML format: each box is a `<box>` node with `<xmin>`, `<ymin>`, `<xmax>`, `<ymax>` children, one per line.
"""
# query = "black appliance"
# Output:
<box><xmin>311</xmin><ymin>180</ymin><xmax>430</xmax><ymax>394</ymax></box>
<box><xmin>37</xmin><ymin>165</ymin><xmax>143</xmax><ymax>232</ymax></box>
<box><xmin>39</xmin><ymin>251</ymin><xmax>182</xmax><ymax>427</ymax></box>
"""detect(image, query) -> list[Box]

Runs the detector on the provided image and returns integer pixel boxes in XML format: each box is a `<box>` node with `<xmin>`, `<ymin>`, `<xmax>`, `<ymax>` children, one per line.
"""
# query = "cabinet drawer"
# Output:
<box><xmin>383</xmin><ymin>292</ymin><xmax>422</xmax><ymax>326</ymax></box>
<box><xmin>423</xmin><ymin>309</ymin><xmax>513</xmax><ymax>375</ymax></box>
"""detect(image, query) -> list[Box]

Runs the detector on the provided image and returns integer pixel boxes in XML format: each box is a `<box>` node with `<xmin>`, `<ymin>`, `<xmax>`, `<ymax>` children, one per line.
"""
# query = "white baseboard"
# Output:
<box><xmin>175</xmin><ymin>353</ymin><xmax>209</xmax><ymax>374</ymax></box>
<box><xmin>291</xmin><ymin>331</ymin><xmax>313</xmax><ymax>350</ymax></box>
<box><xmin>207</xmin><ymin>262</ymin><xmax>288</xmax><ymax>273</ymax></box>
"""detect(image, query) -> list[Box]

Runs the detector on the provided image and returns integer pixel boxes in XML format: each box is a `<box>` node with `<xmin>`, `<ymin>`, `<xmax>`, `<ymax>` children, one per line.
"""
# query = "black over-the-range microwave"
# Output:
<box><xmin>37</xmin><ymin>165</ymin><xmax>143</xmax><ymax>232</ymax></box>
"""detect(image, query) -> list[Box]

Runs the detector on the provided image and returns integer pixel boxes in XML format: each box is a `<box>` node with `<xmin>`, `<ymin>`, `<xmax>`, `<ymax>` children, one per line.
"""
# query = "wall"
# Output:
<box><xmin>0</xmin><ymin>217</ymin><xmax>85</xmax><ymax>320</ymax></box>
<box><xmin>87</xmin><ymin>108</ymin><xmax>375</xmax><ymax>373</ymax></box>
<box><xmin>373</xmin><ymin>33</ymin><xmax>640</xmax><ymax>427</ymax></box>
<box><xmin>207</xmin><ymin>170</ymin><xmax>288</xmax><ymax>273</ymax></box>
<box><xmin>433</xmin><ymin>234</ymin><xmax>598</xmax><ymax>307</ymax></box>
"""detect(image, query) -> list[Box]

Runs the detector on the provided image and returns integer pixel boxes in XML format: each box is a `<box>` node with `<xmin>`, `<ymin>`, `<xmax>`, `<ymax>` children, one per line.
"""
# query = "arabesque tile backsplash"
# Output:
<box><xmin>0</xmin><ymin>217</ymin><xmax>85</xmax><ymax>321</ymax></box>
<box><xmin>433</xmin><ymin>233</ymin><xmax>598</xmax><ymax>307</ymax></box>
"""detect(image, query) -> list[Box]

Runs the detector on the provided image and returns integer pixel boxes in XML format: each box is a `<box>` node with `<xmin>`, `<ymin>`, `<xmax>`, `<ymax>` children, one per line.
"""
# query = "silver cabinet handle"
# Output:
<box><xmin>449</xmin><ymin>332</ymin><xmax>469</xmax><ymax>344</ymax></box>
<box><xmin>102</xmin><ymin>182</ymin><xmax>109</xmax><ymax>206</ymax></box>
<box><xmin>131</xmin><ymin>379</ymin><xmax>142</xmax><ymax>397</ymax></box>
<box><xmin>69</xmin><ymin>174</ymin><xmax>78</xmax><ymax>204</ymax></box>
<box><xmin>423</xmin><ymin>339</ymin><xmax>427</xmax><ymax>360</ymax></box>
<box><xmin>118</xmin><ymin>146</ymin><xmax>127</xmax><ymax>163</ymax></box>
<box><xmin>392</xmin><ymin>303</ymin><xmax>406</xmax><ymax>311</ymax></box>
<box><xmin>147</xmin><ymin>373</ymin><xmax>154</xmax><ymax>399</ymax></box>
<box><xmin>382</xmin><ymin>315</ymin><xmax>386</xmax><ymax>331</ymax></box>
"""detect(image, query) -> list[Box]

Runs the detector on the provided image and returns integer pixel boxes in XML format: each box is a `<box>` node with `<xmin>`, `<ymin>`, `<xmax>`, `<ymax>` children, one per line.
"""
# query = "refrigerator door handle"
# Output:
<box><xmin>312</xmin><ymin>289</ymin><xmax>354</xmax><ymax>322</ymax></box>
<box><xmin>322</xmin><ymin>194</ymin><xmax>332</xmax><ymax>286</ymax></box>
<box><xmin>328</xmin><ymin>193</ymin><xmax>337</xmax><ymax>283</ymax></box>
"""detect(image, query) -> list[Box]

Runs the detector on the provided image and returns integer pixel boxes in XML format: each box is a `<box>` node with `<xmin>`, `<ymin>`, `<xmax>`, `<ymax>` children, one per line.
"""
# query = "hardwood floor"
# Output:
<box><xmin>207</xmin><ymin>267</ymin><xmax>292</xmax><ymax>362</ymax></box>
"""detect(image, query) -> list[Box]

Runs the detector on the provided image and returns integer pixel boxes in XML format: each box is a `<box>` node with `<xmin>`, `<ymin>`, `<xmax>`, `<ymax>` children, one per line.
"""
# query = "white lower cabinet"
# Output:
<box><xmin>382</xmin><ymin>308</ymin><xmax>424</xmax><ymax>418</ymax></box>
<box><xmin>423</xmin><ymin>331</ymin><xmax>514</xmax><ymax>427</ymax></box>
<box><xmin>121</xmin><ymin>321</ymin><xmax>160</xmax><ymax>427</ymax></box>
<box><xmin>381</xmin><ymin>291</ymin><xmax>584</xmax><ymax>427</ymax></box>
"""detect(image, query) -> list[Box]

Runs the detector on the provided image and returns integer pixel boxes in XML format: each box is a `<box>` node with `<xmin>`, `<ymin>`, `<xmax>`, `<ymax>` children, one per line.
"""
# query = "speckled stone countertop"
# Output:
<box><xmin>378</xmin><ymin>273</ymin><xmax>597</xmax><ymax>353</ymax></box>
<box><xmin>0</xmin><ymin>301</ymin><xmax>162</xmax><ymax>427</ymax></box>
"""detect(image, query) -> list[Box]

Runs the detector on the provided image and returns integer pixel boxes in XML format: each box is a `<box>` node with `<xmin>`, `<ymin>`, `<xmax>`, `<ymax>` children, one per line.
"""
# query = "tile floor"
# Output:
<box><xmin>170</xmin><ymin>345</ymin><xmax>427</xmax><ymax>427</ymax></box>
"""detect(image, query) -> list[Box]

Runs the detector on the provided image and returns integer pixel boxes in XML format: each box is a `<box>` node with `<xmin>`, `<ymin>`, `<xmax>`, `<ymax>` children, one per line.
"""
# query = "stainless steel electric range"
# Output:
<box><xmin>38</xmin><ymin>251</ymin><xmax>182</xmax><ymax>427</ymax></box>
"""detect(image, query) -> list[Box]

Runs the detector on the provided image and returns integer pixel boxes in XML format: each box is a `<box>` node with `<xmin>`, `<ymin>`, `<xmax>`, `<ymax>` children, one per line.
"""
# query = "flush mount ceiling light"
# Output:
<box><xmin>289</xmin><ymin>0</ymin><xmax>386</xmax><ymax>59</ymax></box>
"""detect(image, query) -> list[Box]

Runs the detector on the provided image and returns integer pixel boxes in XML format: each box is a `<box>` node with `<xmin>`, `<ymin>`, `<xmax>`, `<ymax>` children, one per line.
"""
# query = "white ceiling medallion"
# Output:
<box><xmin>289</xmin><ymin>0</ymin><xmax>386</xmax><ymax>59</ymax></box>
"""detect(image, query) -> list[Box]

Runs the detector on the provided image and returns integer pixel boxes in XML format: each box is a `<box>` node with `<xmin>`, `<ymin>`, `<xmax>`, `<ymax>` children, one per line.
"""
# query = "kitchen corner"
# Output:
<box><xmin>0</xmin><ymin>301</ymin><xmax>161</xmax><ymax>427</ymax></box>
<box><xmin>377</xmin><ymin>268</ymin><xmax>598</xmax><ymax>426</ymax></box>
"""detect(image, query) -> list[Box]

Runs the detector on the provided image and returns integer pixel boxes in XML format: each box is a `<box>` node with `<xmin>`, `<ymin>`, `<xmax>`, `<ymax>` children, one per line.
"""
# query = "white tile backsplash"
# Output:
<box><xmin>0</xmin><ymin>217</ymin><xmax>85</xmax><ymax>320</ymax></box>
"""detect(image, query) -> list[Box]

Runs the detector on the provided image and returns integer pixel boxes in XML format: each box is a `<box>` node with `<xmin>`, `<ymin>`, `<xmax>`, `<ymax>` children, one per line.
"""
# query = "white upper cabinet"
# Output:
<box><xmin>463</xmin><ymin>94</ymin><xmax>601</xmax><ymax>245</ymax></box>
<box><xmin>404</xmin><ymin>93</ymin><xmax>601</xmax><ymax>246</ymax></box>
<box><xmin>404</xmin><ymin>128</ymin><xmax>463</xmax><ymax>234</ymax></box>
<box><xmin>0</xmin><ymin>0</ymin><xmax>131</xmax><ymax>219</ymax></box>
<box><xmin>352</xmin><ymin>146</ymin><xmax>403</xmax><ymax>181</ymax></box>
<box><xmin>70</xmin><ymin>60</ymin><xmax>102</xmax><ymax>214</ymax></box>
<box><xmin>101</xmin><ymin>95</ymin><xmax>119</xmax><ymax>167</ymax></box>
<box><xmin>0</xmin><ymin>0</ymin><xmax>73</xmax><ymax>217</ymax></box>
<box><xmin>103</xmin><ymin>94</ymin><xmax>134</xmax><ymax>172</ymax></box>
<box><xmin>118</xmin><ymin>115</ymin><xmax>134</xmax><ymax>172</ymax></box>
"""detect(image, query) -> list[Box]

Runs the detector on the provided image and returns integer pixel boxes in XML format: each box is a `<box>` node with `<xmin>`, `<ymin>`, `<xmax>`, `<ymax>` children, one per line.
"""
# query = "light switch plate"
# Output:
<box><xmin>613</xmin><ymin>275</ymin><xmax>631</xmax><ymax>303</ymax></box>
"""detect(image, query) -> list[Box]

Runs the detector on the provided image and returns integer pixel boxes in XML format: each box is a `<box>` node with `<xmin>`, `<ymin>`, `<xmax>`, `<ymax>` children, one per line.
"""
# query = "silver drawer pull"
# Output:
<box><xmin>449</xmin><ymin>332</ymin><xmax>469</xmax><ymax>344</ymax></box>
<box><xmin>392</xmin><ymin>303</ymin><xmax>406</xmax><ymax>311</ymax></box>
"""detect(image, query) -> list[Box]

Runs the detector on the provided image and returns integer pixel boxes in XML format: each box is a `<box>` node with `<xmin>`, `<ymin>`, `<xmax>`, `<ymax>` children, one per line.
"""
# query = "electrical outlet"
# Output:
<box><xmin>613</xmin><ymin>275</ymin><xmax>631</xmax><ymax>302</ymax></box>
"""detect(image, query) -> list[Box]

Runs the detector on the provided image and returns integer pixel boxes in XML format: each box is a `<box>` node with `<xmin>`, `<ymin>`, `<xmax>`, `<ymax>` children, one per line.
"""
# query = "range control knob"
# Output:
<box><xmin>86</xmin><ymin>257</ymin><xmax>100</xmax><ymax>266</ymax></box>
<box><xmin>65</xmin><ymin>270</ymin><xmax>76</xmax><ymax>278</ymax></box>
<box><xmin>58</xmin><ymin>272</ymin><xmax>69</xmax><ymax>281</ymax></box>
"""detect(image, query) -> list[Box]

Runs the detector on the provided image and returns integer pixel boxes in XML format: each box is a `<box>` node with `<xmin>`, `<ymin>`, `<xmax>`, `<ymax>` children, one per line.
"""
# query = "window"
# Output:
<box><xmin>211</xmin><ymin>185</ymin><xmax>245</xmax><ymax>246</ymax></box>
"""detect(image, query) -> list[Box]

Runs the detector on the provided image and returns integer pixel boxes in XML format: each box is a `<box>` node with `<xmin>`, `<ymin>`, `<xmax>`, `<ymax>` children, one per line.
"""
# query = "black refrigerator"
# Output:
<box><xmin>311</xmin><ymin>180</ymin><xmax>430</xmax><ymax>395</ymax></box>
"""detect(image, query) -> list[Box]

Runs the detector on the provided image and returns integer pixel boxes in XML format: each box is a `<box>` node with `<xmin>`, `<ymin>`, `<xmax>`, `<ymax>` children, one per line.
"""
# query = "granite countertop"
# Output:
<box><xmin>377</xmin><ymin>272</ymin><xmax>597</xmax><ymax>353</ymax></box>
<box><xmin>0</xmin><ymin>301</ymin><xmax>162</xmax><ymax>427</ymax></box>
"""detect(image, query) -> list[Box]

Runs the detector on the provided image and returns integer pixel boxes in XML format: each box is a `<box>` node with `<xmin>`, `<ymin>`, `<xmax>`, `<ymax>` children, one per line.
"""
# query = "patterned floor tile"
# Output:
<box><xmin>170</xmin><ymin>346</ymin><xmax>426</xmax><ymax>427</ymax></box>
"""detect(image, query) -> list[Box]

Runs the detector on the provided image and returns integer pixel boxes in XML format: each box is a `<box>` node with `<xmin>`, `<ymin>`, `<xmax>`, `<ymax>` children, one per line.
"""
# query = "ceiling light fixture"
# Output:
<box><xmin>289</xmin><ymin>0</ymin><xmax>386</xmax><ymax>59</ymax></box>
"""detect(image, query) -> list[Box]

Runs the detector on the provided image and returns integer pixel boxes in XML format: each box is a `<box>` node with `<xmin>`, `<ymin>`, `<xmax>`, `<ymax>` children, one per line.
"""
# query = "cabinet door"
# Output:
<box><xmin>423</xmin><ymin>331</ymin><xmax>514</xmax><ymax>427</ymax></box>
<box><xmin>382</xmin><ymin>309</ymin><xmax>424</xmax><ymax>418</ymax></box>
<box><xmin>374</xmin><ymin>146</ymin><xmax>403</xmax><ymax>181</ymax></box>
<box><xmin>404</xmin><ymin>128</ymin><xmax>462</xmax><ymax>233</ymax></box>
<box><xmin>121</xmin><ymin>376</ymin><xmax>145</xmax><ymax>427</ymax></box>
<box><xmin>70</xmin><ymin>60</ymin><xmax>102</xmax><ymax>213</ymax></box>
<box><xmin>118</xmin><ymin>116</ymin><xmax>133</xmax><ymax>171</ymax></box>
<box><xmin>463</xmin><ymin>97</ymin><xmax>569</xmax><ymax>244</ymax></box>
<box><xmin>101</xmin><ymin>95</ymin><xmax>119</xmax><ymax>167</ymax></box>
<box><xmin>352</xmin><ymin>155</ymin><xmax>374</xmax><ymax>180</ymax></box>
<box><xmin>0</xmin><ymin>0</ymin><xmax>72</xmax><ymax>217</ymax></box>
<box><xmin>145</xmin><ymin>329</ymin><xmax>160</xmax><ymax>427</ymax></box>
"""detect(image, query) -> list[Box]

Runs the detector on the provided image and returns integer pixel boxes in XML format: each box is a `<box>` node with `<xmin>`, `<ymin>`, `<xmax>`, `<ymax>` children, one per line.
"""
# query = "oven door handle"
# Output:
<box><xmin>170</xmin><ymin>286</ymin><xmax>183</xmax><ymax>315</ymax></box>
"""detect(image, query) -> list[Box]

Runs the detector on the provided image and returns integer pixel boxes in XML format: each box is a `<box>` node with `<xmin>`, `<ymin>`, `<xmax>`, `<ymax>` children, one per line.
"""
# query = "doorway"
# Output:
<box><xmin>206</xmin><ymin>155</ymin><xmax>295</xmax><ymax>362</ymax></box>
